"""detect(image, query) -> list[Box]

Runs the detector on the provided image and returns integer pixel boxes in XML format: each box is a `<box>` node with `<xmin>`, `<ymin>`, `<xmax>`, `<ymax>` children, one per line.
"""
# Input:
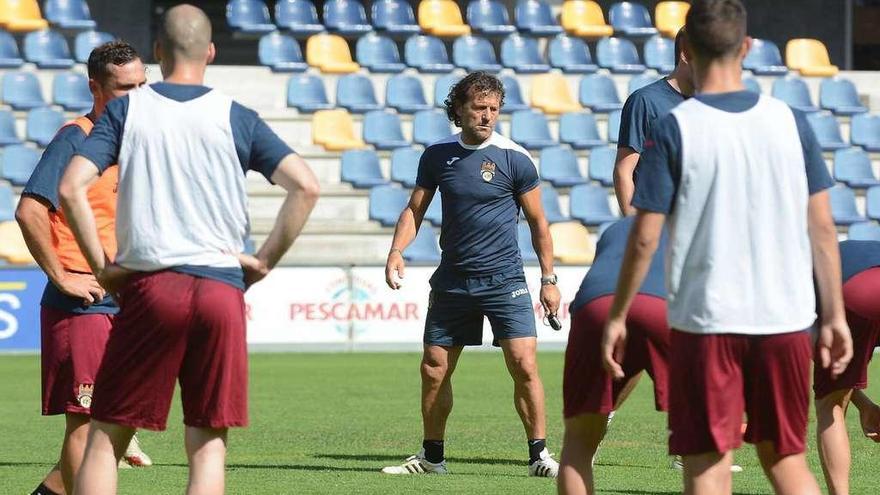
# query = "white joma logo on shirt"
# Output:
<box><xmin>446</xmin><ymin>157</ymin><xmax>460</xmax><ymax>166</ymax></box>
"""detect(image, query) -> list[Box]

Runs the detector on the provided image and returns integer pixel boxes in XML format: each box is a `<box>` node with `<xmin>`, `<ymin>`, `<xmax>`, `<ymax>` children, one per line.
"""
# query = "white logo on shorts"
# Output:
<box><xmin>511</xmin><ymin>288</ymin><xmax>528</xmax><ymax>299</ymax></box>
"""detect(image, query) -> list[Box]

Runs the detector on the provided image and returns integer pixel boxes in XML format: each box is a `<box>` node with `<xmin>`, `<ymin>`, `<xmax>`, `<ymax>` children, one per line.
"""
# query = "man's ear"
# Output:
<box><xmin>207</xmin><ymin>42</ymin><xmax>216</xmax><ymax>65</ymax></box>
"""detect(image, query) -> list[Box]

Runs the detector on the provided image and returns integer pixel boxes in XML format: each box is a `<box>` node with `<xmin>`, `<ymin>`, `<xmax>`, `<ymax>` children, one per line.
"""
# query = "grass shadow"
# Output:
<box><xmin>156</xmin><ymin>462</ymin><xmax>378</xmax><ymax>473</ymax></box>
<box><xmin>313</xmin><ymin>453</ymin><xmax>523</xmax><ymax>466</ymax></box>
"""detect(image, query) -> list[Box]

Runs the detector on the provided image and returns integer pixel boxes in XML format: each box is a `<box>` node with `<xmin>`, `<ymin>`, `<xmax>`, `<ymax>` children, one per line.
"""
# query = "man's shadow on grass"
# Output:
<box><xmin>314</xmin><ymin>453</ymin><xmax>523</xmax><ymax>466</ymax></box>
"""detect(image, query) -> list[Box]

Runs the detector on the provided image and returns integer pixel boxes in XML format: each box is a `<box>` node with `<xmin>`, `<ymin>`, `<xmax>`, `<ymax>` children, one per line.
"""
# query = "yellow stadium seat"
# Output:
<box><xmin>530</xmin><ymin>73</ymin><xmax>581</xmax><ymax>115</ymax></box>
<box><xmin>550</xmin><ymin>222</ymin><xmax>595</xmax><ymax>265</ymax></box>
<box><xmin>655</xmin><ymin>1</ymin><xmax>689</xmax><ymax>38</ymax></box>
<box><xmin>306</xmin><ymin>33</ymin><xmax>360</xmax><ymax>74</ymax></box>
<box><xmin>0</xmin><ymin>221</ymin><xmax>35</xmax><ymax>264</ymax></box>
<box><xmin>418</xmin><ymin>0</ymin><xmax>471</xmax><ymax>37</ymax></box>
<box><xmin>561</xmin><ymin>1</ymin><xmax>613</xmax><ymax>39</ymax></box>
<box><xmin>312</xmin><ymin>110</ymin><xmax>365</xmax><ymax>151</ymax></box>
<box><xmin>0</xmin><ymin>0</ymin><xmax>49</xmax><ymax>33</ymax></box>
<box><xmin>785</xmin><ymin>38</ymin><xmax>839</xmax><ymax>77</ymax></box>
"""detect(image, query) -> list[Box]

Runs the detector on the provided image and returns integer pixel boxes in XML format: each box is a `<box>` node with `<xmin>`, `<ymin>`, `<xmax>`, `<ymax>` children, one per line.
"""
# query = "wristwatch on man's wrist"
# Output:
<box><xmin>540</xmin><ymin>274</ymin><xmax>558</xmax><ymax>286</ymax></box>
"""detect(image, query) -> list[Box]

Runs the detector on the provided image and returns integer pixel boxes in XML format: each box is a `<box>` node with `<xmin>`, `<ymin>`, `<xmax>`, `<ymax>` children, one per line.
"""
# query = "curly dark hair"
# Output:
<box><xmin>87</xmin><ymin>40</ymin><xmax>140</xmax><ymax>84</ymax></box>
<box><xmin>444</xmin><ymin>71</ymin><xmax>505</xmax><ymax>127</ymax></box>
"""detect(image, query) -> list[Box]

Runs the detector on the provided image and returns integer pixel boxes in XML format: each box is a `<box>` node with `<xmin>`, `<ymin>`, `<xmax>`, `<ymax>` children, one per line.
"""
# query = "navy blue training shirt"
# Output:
<box><xmin>619</xmin><ymin>78</ymin><xmax>687</xmax><ymax>154</ymax></box>
<box><xmin>417</xmin><ymin>132</ymin><xmax>540</xmax><ymax>275</ymax></box>
<box><xmin>839</xmin><ymin>240</ymin><xmax>880</xmax><ymax>283</ymax></box>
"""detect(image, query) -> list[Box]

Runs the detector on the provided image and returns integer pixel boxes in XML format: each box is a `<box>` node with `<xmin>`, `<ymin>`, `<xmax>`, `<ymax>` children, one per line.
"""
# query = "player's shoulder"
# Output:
<box><xmin>489</xmin><ymin>132</ymin><xmax>534</xmax><ymax>163</ymax></box>
<box><xmin>624</xmin><ymin>79</ymin><xmax>666</xmax><ymax>107</ymax></box>
<box><xmin>423</xmin><ymin>133</ymin><xmax>460</xmax><ymax>156</ymax></box>
<box><xmin>49</xmin><ymin>121</ymin><xmax>88</xmax><ymax>148</ymax></box>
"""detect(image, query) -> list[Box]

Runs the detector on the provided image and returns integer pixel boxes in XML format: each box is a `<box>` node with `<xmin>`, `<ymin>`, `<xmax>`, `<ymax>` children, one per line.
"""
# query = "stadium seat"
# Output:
<box><xmin>0</xmin><ymin>30</ymin><xmax>24</xmax><ymax>67</ymax></box>
<box><xmin>452</xmin><ymin>35</ymin><xmax>502</xmax><ymax>72</ymax></box>
<box><xmin>851</xmin><ymin>114</ymin><xmax>880</xmax><ymax>152</ymax></box>
<box><xmin>530</xmin><ymin>73</ymin><xmax>580</xmax><ymax>115</ymax></box>
<box><xmin>834</xmin><ymin>148</ymin><xmax>880</xmax><ymax>188</ymax></box>
<box><xmin>356</xmin><ymin>32</ymin><xmax>406</xmax><ymax>73</ymax></box>
<box><xmin>419</xmin><ymin>0</ymin><xmax>472</xmax><ymax>37</ymax></box>
<box><xmin>742</xmin><ymin>38</ymin><xmax>788</xmax><ymax>76</ymax></box>
<box><xmin>771</xmin><ymin>76</ymin><xmax>818</xmax><ymax>113</ymax></box>
<box><xmin>550</xmin><ymin>222</ymin><xmax>595</xmax><ymax>264</ymax></box>
<box><xmin>0</xmin><ymin>110</ymin><xmax>22</xmax><ymax>145</ymax></box>
<box><xmin>312</xmin><ymin>109</ymin><xmax>365</xmax><ymax>151</ymax></box>
<box><xmin>515</xmin><ymin>0</ymin><xmax>563</xmax><ymax>36</ymax></box>
<box><xmin>561</xmin><ymin>1</ymin><xmax>613</xmax><ymax>39</ymax></box>
<box><xmin>2</xmin><ymin>72</ymin><xmax>45</xmax><ymax>110</ymax></box>
<box><xmin>848</xmin><ymin>221</ymin><xmax>880</xmax><ymax>241</ymax></box>
<box><xmin>391</xmin><ymin>146</ymin><xmax>422</xmax><ymax>187</ymax></box>
<box><xmin>324</xmin><ymin>0</ymin><xmax>372</xmax><ymax>35</ymax></box>
<box><xmin>369</xmin><ymin>184</ymin><xmax>409</xmax><ymax>226</ymax></box>
<box><xmin>500</xmin><ymin>75</ymin><xmax>529</xmax><ymax>113</ymax></box>
<box><xmin>363</xmin><ymin>110</ymin><xmax>410</xmax><ymax>150</ymax></box>
<box><xmin>273</xmin><ymin>0</ymin><xmax>323</xmax><ymax>36</ymax></box>
<box><xmin>305</xmin><ymin>33</ymin><xmax>360</xmax><ymax>73</ymax></box>
<box><xmin>548</xmin><ymin>34</ymin><xmax>598</xmax><ymax>74</ymax></box>
<box><xmin>413</xmin><ymin>109</ymin><xmax>452</xmax><ymax>146</ymax></box>
<box><xmin>424</xmin><ymin>193</ymin><xmax>442</xmax><ymax>226</ymax></box>
<box><xmin>511</xmin><ymin>110</ymin><xmax>555</xmax><ymax>150</ymax></box>
<box><xmin>1</xmin><ymin>144</ymin><xmax>39</xmax><ymax>185</ymax></box>
<box><xmin>608</xmin><ymin>109</ymin><xmax>621</xmax><ymax>143</ymax></box>
<box><xmin>258</xmin><ymin>31</ymin><xmax>308</xmax><ymax>72</ymax></box>
<box><xmin>467</xmin><ymin>0</ymin><xmax>516</xmax><ymax>36</ymax></box>
<box><xmin>517</xmin><ymin>223</ymin><xmax>539</xmax><ymax>262</ymax></box>
<box><xmin>559</xmin><ymin>112</ymin><xmax>604</xmax><ymax>149</ymax></box>
<box><xmin>588</xmin><ymin>146</ymin><xmax>616</xmax><ymax>186</ymax></box>
<box><xmin>596</xmin><ymin>37</ymin><xmax>645</xmax><ymax>74</ymax></box>
<box><xmin>807</xmin><ymin>113</ymin><xmax>848</xmax><ymax>151</ymax></box>
<box><xmin>286</xmin><ymin>74</ymin><xmax>333</xmax><ymax>112</ymax></box>
<box><xmin>500</xmin><ymin>33</ymin><xmax>550</xmax><ymax>73</ymax></box>
<box><xmin>540</xmin><ymin>146</ymin><xmax>586</xmax><ymax>187</ymax></box>
<box><xmin>628</xmin><ymin>73</ymin><xmax>659</xmax><ymax>94</ymax></box>
<box><xmin>742</xmin><ymin>76</ymin><xmax>761</xmax><ymax>93</ymax></box>
<box><xmin>608</xmin><ymin>2</ymin><xmax>658</xmax><ymax>38</ymax></box>
<box><xmin>341</xmin><ymin>149</ymin><xmax>388</xmax><ymax>188</ymax></box>
<box><xmin>644</xmin><ymin>35</ymin><xmax>675</xmax><ymax>73</ymax></box>
<box><xmin>404</xmin><ymin>35</ymin><xmax>455</xmax><ymax>73</ymax></box>
<box><xmin>226</xmin><ymin>0</ymin><xmax>276</xmax><ymax>35</ymax></box>
<box><xmin>404</xmin><ymin>226</ymin><xmax>441</xmax><ymax>262</ymax></box>
<box><xmin>819</xmin><ymin>77</ymin><xmax>868</xmax><ymax>116</ymax></box>
<box><xmin>336</xmin><ymin>74</ymin><xmax>382</xmax><ymax>113</ymax></box>
<box><xmin>73</xmin><ymin>30</ymin><xmax>113</xmax><ymax>63</ymax></box>
<box><xmin>0</xmin><ymin>183</ymin><xmax>14</xmax><ymax>222</ymax></box>
<box><xmin>26</xmin><ymin>107</ymin><xmax>65</xmax><ymax>147</ymax></box>
<box><xmin>786</xmin><ymin>38</ymin><xmax>838</xmax><ymax>77</ymax></box>
<box><xmin>541</xmin><ymin>183</ymin><xmax>568</xmax><ymax>223</ymax></box>
<box><xmin>570</xmin><ymin>183</ymin><xmax>618</xmax><ymax>225</ymax></box>
<box><xmin>372</xmin><ymin>0</ymin><xmax>420</xmax><ymax>35</ymax></box>
<box><xmin>53</xmin><ymin>72</ymin><xmax>92</xmax><ymax>111</ymax></box>
<box><xmin>830</xmin><ymin>184</ymin><xmax>866</xmax><ymax>225</ymax></box>
<box><xmin>434</xmin><ymin>74</ymin><xmax>460</xmax><ymax>107</ymax></box>
<box><xmin>579</xmin><ymin>74</ymin><xmax>623</xmax><ymax>113</ymax></box>
<box><xmin>0</xmin><ymin>221</ymin><xmax>35</xmax><ymax>264</ymax></box>
<box><xmin>386</xmin><ymin>74</ymin><xmax>432</xmax><ymax>113</ymax></box>
<box><xmin>867</xmin><ymin>186</ymin><xmax>880</xmax><ymax>221</ymax></box>
<box><xmin>654</xmin><ymin>1</ymin><xmax>688</xmax><ymax>38</ymax></box>
<box><xmin>0</xmin><ymin>0</ymin><xmax>49</xmax><ymax>32</ymax></box>
<box><xmin>44</xmin><ymin>0</ymin><xmax>96</xmax><ymax>30</ymax></box>
<box><xmin>23</xmin><ymin>29</ymin><xmax>74</xmax><ymax>68</ymax></box>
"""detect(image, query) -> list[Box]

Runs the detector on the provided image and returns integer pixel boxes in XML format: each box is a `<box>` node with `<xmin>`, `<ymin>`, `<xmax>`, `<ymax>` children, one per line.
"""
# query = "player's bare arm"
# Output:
<box><xmin>613</xmin><ymin>148</ymin><xmax>640</xmax><ymax>216</ymax></box>
<box><xmin>851</xmin><ymin>390</ymin><xmax>880</xmax><ymax>442</ymax></box>
<box><xmin>385</xmin><ymin>186</ymin><xmax>435</xmax><ymax>290</ymax></box>
<box><xmin>518</xmin><ymin>186</ymin><xmax>560</xmax><ymax>316</ymax></box>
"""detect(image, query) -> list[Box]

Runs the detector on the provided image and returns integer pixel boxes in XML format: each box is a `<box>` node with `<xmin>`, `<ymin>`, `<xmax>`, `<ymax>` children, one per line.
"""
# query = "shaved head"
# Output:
<box><xmin>158</xmin><ymin>4</ymin><xmax>212</xmax><ymax>62</ymax></box>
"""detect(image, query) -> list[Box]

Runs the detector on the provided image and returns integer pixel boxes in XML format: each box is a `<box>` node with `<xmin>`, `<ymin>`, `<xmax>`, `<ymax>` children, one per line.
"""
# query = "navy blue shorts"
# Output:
<box><xmin>424</xmin><ymin>269</ymin><xmax>537</xmax><ymax>347</ymax></box>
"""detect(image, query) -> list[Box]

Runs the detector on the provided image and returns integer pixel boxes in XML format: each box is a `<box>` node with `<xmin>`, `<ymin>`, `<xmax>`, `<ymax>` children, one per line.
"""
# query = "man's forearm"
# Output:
<box><xmin>613</xmin><ymin>171</ymin><xmax>635</xmax><ymax>216</ymax></box>
<box><xmin>15</xmin><ymin>199</ymin><xmax>67</xmax><ymax>284</ymax></box>
<box><xmin>529</xmin><ymin>221</ymin><xmax>555</xmax><ymax>276</ymax></box>
<box><xmin>810</xmin><ymin>203</ymin><xmax>846</xmax><ymax>321</ymax></box>
<box><xmin>59</xmin><ymin>188</ymin><xmax>105</xmax><ymax>275</ymax></box>
<box><xmin>258</xmin><ymin>188</ymin><xmax>318</xmax><ymax>269</ymax></box>
<box><xmin>390</xmin><ymin>207</ymin><xmax>420</xmax><ymax>252</ymax></box>
<box><xmin>852</xmin><ymin>390</ymin><xmax>875</xmax><ymax>412</ymax></box>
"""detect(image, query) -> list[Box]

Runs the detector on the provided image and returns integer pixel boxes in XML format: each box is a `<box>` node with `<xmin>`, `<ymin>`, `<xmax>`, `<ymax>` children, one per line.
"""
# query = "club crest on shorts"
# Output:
<box><xmin>480</xmin><ymin>160</ymin><xmax>496</xmax><ymax>182</ymax></box>
<box><xmin>77</xmin><ymin>384</ymin><xmax>94</xmax><ymax>409</ymax></box>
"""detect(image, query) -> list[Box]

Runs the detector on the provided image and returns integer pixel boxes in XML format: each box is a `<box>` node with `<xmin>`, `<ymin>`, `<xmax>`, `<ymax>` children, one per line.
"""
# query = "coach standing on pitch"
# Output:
<box><xmin>382</xmin><ymin>72</ymin><xmax>561</xmax><ymax>478</ymax></box>
<box><xmin>59</xmin><ymin>4</ymin><xmax>319</xmax><ymax>494</ymax></box>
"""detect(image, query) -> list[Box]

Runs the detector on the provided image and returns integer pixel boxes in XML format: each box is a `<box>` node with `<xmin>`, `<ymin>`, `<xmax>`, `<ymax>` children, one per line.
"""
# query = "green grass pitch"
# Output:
<box><xmin>1</xmin><ymin>352</ymin><xmax>879</xmax><ymax>494</ymax></box>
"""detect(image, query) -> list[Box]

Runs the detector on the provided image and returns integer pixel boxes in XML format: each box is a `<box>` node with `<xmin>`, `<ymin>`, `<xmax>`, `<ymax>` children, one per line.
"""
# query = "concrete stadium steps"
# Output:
<box><xmin>250</xmin><ymin>232</ymin><xmax>393</xmax><ymax>266</ymax></box>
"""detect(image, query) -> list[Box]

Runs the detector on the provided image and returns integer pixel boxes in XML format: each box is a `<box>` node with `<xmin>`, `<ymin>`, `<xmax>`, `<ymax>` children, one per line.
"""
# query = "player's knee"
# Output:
<box><xmin>508</xmin><ymin>354</ymin><xmax>539</xmax><ymax>382</ymax></box>
<box><xmin>420</xmin><ymin>359</ymin><xmax>449</xmax><ymax>385</ymax></box>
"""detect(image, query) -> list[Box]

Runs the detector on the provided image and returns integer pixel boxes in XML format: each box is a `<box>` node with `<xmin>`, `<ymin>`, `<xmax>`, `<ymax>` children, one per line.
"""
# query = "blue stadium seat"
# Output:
<box><xmin>511</xmin><ymin>110</ymin><xmax>556</xmax><ymax>150</ymax></box>
<box><xmin>369</xmin><ymin>185</ymin><xmax>409</xmax><ymax>226</ymax></box>
<box><xmin>44</xmin><ymin>0</ymin><xmax>96</xmax><ymax>30</ymax></box>
<box><xmin>644</xmin><ymin>35</ymin><xmax>674</xmax><ymax>73</ymax></box>
<box><xmin>596</xmin><ymin>37</ymin><xmax>645</xmax><ymax>74</ymax></box>
<box><xmin>405</xmin><ymin>35</ymin><xmax>455</xmax><ymax>73</ymax></box>
<box><xmin>324</xmin><ymin>0</ymin><xmax>372</xmax><ymax>35</ymax></box>
<box><xmin>404</xmin><ymin>226</ymin><xmax>441</xmax><ymax>262</ymax></box>
<box><xmin>425</xmin><ymin>193</ymin><xmax>442</xmax><ymax>226</ymax></box>
<box><xmin>848</xmin><ymin>222</ymin><xmax>880</xmax><ymax>241</ymax></box>
<box><xmin>608</xmin><ymin>2</ymin><xmax>658</xmax><ymax>38</ymax></box>
<box><xmin>742</xmin><ymin>38</ymin><xmax>788</xmax><ymax>76</ymax></box>
<box><xmin>540</xmin><ymin>146</ymin><xmax>586</xmax><ymax>187</ymax></box>
<box><xmin>1</xmin><ymin>145</ymin><xmax>40</xmax><ymax>186</ymax></box>
<box><xmin>771</xmin><ymin>76</ymin><xmax>818</xmax><ymax>113</ymax></box>
<box><xmin>588</xmin><ymin>146</ymin><xmax>616</xmax><ymax>186</ymax></box>
<box><xmin>391</xmin><ymin>146</ymin><xmax>422</xmax><ymax>187</ymax></box>
<box><xmin>413</xmin><ymin>110</ymin><xmax>452</xmax><ymax>146</ymax></box>
<box><xmin>0</xmin><ymin>30</ymin><xmax>24</xmax><ymax>68</ymax></box>
<box><xmin>501</xmin><ymin>75</ymin><xmax>529</xmax><ymax>113</ymax></box>
<box><xmin>0</xmin><ymin>183</ymin><xmax>14</xmax><ymax>222</ymax></box>
<box><xmin>500</xmin><ymin>33</ymin><xmax>550</xmax><ymax>73</ymax></box>
<box><xmin>517</xmin><ymin>223</ymin><xmax>539</xmax><ymax>262</ymax></box>
<box><xmin>851</xmin><ymin>114</ymin><xmax>880</xmax><ymax>152</ymax></box>
<box><xmin>559</xmin><ymin>112</ymin><xmax>604</xmax><ymax>149</ymax></box>
<box><xmin>820</xmin><ymin>77</ymin><xmax>868</xmax><ymax>116</ymax></box>
<box><xmin>868</xmin><ymin>186</ymin><xmax>880</xmax><ymax>221</ymax></box>
<box><xmin>608</xmin><ymin>109</ymin><xmax>621</xmax><ymax>143</ymax></box>
<box><xmin>579</xmin><ymin>74</ymin><xmax>623</xmax><ymax>112</ymax></box>
<box><xmin>341</xmin><ymin>149</ymin><xmax>388</xmax><ymax>188</ymax></box>
<box><xmin>467</xmin><ymin>0</ymin><xmax>516</xmax><ymax>36</ymax></box>
<box><xmin>452</xmin><ymin>35</ymin><xmax>502</xmax><ymax>72</ymax></box>
<box><xmin>26</xmin><ymin>107</ymin><xmax>65</xmax><ymax>147</ymax></box>
<box><xmin>73</xmin><ymin>31</ymin><xmax>113</xmax><ymax>63</ymax></box>
<box><xmin>356</xmin><ymin>32</ymin><xmax>406</xmax><ymax>73</ymax></box>
<box><xmin>548</xmin><ymin>34</ymin><xmax>598</xmax><ymax>74</ymax></box>
<box><xmin>834</xmin><ymin>148</ymin><xmax>880</xmax><ymax>188</ymax></box>
<box><xmin>2</xmin><ymin>72</ymin><xmax>45</xmax><ymax>110</ymax></box>
<box><xmin>570</xmin><ymin>184</ymin><xmax>618</xmax><ymax>225</ymax></box>
<box><xmin>363</xmin><ymin>110</ymin><xmax>410</xmax><ymax>149</ymax></box>
<box><xmin>23</xmin><ymin>30</ymin><xmax>74</xmax><ymax>69</ymax></box>
<box><xmin>628</xmin><ymin>73</ymin><xmax>658</xmax><ymax>94</ymax></box>
<box><xmin>386</xmin><ymin>74</ymin><xmax>432</xmax><ymax>113</ymax></box>
<box><xmin>807</xmin><ymin>113</ymin><xmax>848</xmax><ymax>151</ymax></box>
<box><xmin>336</xmin><ymin>74</ymin><xmax>382</xmax><ymax>113</ymax></box>
<box><xmin>829</xmin><ymin>184</ymin><xmax>866</xmax><ymax>225</ymax></box>
<box><xmin>274</xmin><ymin>0</ymin><xmax>324</xmax><ymax>37</ymax></box>
<box><xmin>53</xmin><ymin>72</ymin><xmax>92</xmax><ymax>111</ymax></box>
<box><xmin>286</xmin><ymin>74</ymin><xmax>333</xmax><ymax>112</ymax></box>
<box><xmin>0</xmin><ymin>110</ymin><xmax>22</xmax><ymax>146</ymax></box>
<box><xmin>743</xmin><ymin>76</ymin><xmax>761</xmax><ymax>93</ymax></box>
<box><xmin>373</xmin><ymin>0</ymin><xmax>420</xmax><ymax>35</ymax></box>
<box><xmin>515</xmin><ymin>0</ymin><xmax>563</xmax><ymax>36</ymax></box>
<box><xmin>541</xmin><ymin>184</ymin><xmax>568</xmax><ymax>223</ymax></box>
<box><xmin>226</xmin><ymin>0</ymin><xmax>276</xmax><ymax>34</ymax></box>
<box><xmin>434</xmin><ymin>74</ymin><xmax>460</xmax><ymax>107</ymax></box>
<box><xmin>258</xmin><ymin>31</ymin><xmax>308</xmax><ymax>72</ymax></box>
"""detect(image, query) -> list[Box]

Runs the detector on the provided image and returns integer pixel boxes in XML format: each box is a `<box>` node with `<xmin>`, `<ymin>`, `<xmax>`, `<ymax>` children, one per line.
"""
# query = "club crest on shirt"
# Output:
<box><xmin>480</xmin><ymin>161</ymin><xmax>496</xmax><ymax>182</ymax></box>
<box><xmin>77</xmin><ymin>383</ymin><xmax>94</xmax><ymax>409</ymax></box>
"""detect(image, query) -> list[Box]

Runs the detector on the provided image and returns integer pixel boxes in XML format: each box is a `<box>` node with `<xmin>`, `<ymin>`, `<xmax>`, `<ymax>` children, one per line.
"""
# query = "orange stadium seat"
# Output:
<box><xmin>654</xmin><ymin>1</ymin><xmax>689</xmax><ymax>38</ymax></box>
<box><xmin>305</xmin><ymin>33</ymin><xmax>360</xmax><ymax>74</ymax></box>
<box><xmin>312</xmin><ymin>109</ymin><xmax>365</xmax><ymax>151</ymax></box>
<box><xmin>418</xmin><ymin>0</ymin><xmax>471</xmax><ymax>37</ymax></box>
<box><xmin>0</xmin><ymin>221</ymin><xmax>35</xmax><ymax>264</ymax></box>
<box><xmin>0</xmin><ymin>0</ymin><xmax>49</xmax><ymax>33</ymax></box>
<box><xmin>786</xmin><ymin>38</ymin><xmax>839</xmax><ymax>77</ymax></box>
<box><xmin>549</xmin><ymin>222</ymin><xmax>595</xmax><ymax>264</ymax></box>
<box><xmin>530</xmin><ymin>73</ymin><xmax>581</xmax><ymax>114</ymax></box>
<box><xmin>561</xmin><ymin>0</ymin><xmax>613</xmax><ymax>39</ymax></box>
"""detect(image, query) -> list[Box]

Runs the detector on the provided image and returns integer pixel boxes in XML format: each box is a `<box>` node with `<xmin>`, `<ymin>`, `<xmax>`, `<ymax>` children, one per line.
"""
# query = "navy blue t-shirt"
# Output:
<box><xmin>619</xmin><ymin>78</ymin><xmax>686</xmax><ymax>154</ymax></box>
<box><xmin>417</xmin><ymin>133</ymin><xmax>540</xmax><ymax>276</ymax></box>
<box><xmin>570</xmin><ymin>217</ymin><xmax>667</xmax><ymax>313</ymax></box>
<box><xmin>839</xmin><ymin>240</ymin><xmax>880</xmax><ymax>283</ymax></box>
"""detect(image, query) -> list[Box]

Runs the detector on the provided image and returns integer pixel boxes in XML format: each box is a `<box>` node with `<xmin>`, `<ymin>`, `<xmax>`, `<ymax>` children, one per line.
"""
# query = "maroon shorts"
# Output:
<box><xmin>41</xmin><ymin>307</ymin><xmax>113</xmax><ymax>415</ymax></box>
<box><xmin>563</xmin><ymin>294</ymin><xmax>670</xmax><ymax>418</ymax></box>
<box><xmin>814</xmin><ymin>268</ymin><xmax>880</xmax><ymax>399</ymax></box>
<box><xmin>668</xmin><ymin>329</ymin><xmax>812</xmax><ymax>456</ymax></box>
<box><xmin>91</xmin><ymin>271</ymin><xmax>248</xmax><ymax>431</ymax></box>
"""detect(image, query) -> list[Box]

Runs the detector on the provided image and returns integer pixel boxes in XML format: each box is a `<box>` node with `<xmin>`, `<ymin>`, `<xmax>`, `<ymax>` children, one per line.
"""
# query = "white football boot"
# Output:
<box><xmin>121</xmin><ymin>433</ymin><xmax>153</xmax><ymax>467</ymax></box>
<box><xmin>381</xmin><ymin>449</ymin><xmax>448</xmax><ymax>475</ymax></box>
<box><xmin>528</xmin><ymin>448</ymin><xmax>559</xmax><ymax>478</ymax></box>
